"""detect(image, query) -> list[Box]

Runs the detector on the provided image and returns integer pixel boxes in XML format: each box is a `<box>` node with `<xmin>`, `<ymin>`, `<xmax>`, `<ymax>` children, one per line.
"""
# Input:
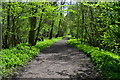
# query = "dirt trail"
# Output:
<box><xmin>15</xmin><ymin>39</ymin><xmax>102</xmax><ymax>79</ymax></box>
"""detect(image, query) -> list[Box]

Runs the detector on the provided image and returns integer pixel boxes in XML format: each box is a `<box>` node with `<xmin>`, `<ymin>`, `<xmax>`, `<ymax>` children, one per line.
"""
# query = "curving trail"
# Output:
<box><xmin>16</xmin><ymin>39</ymin><xmax>102</xmax><ymax>80</ymax></box>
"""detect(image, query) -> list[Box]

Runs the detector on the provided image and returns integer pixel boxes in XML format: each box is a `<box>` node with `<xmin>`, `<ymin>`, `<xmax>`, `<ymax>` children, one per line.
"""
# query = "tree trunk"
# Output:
<box><xmin>0</xmin><ymin>18</ymin><xmax>2</xmax><ymax>51</ymax></box>
<box><xmin>55</xmin><ymin>1</ymin><xmax>65</xmax><ymax>38</ymax></box>
<box><xmin>28</xmin><ymin>6</ymin><xmax>37</xmax><ymax>46</ymax></box>
<box><xmin>49</xmin><ymin>20</ymin><xmax>54</xmax><ymax>39</ymax></box>
<box><xmin>11</xmin><ymin>16</ymin><xmax>16</xmax><ymax>46</ymax></box>
<box><xmin>5</xmin><ymin>2</ymin><xmax>11</xmax><ymax>48</ymax></box>
<box><xmin>89</xmin><ymin>6</ymin><xmax>98</xmax><ymax>46</ymax></box>
<box><xmin>81</xmin><ymin>3</ymin><xmax>85</xmax><ymax>43</ymax></box>
<box><xmin>55</xmin><ymin>17</ymin><xmax>61</xmax><ymax>38</ymax></box>
<box><xmin>29</xmin><ymin>17</ymin><xmax>37</xmax><ymax>46</ymax></box>
<box><xmin>34</xmin><ymin>8</ymin><xmax>45</xmax><ymax>45</ymax></box>
<box><xmin>118</xmin><ymin>2</ymin><xmax>120</xmax><ymax>27</ymax></box>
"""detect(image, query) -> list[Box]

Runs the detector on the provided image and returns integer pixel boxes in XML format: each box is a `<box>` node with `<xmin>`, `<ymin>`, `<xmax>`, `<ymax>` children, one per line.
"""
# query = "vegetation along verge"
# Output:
<box><xmin>67</xmin><ymin>39</ymin><xmax>120</xmax><ymax>80</ymax></box>
<box><xmin>0</xmin><ymin>37</ymin><xmax>62</xmax><ymax>79</ymax></box>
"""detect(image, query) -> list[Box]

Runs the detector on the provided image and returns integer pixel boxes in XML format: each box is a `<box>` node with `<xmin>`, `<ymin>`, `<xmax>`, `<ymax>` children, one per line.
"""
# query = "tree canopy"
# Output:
<box><xmin>1</xmin><ymin>1</ymin><xmax>120</xmax><ymax>54</ymax></box>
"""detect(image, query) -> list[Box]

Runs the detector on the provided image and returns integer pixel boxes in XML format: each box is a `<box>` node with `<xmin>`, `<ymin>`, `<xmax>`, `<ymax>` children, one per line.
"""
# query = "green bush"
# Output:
<box><xmin>67</xmin><ymin>39</ymin><xmax>120</xmax><ymax>79</ymax></box>
<box><xmin>0</xmin><ymin>38</ymin><xmax>61</xmax><ymax>79</ymax></box>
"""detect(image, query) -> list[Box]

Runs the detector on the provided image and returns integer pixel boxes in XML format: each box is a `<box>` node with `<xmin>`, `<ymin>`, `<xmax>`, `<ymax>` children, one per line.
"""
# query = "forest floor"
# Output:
<box><xmin>14</xmin><ymin>39</ymin><xmax>102</xmax><ymax>80</ymax></box>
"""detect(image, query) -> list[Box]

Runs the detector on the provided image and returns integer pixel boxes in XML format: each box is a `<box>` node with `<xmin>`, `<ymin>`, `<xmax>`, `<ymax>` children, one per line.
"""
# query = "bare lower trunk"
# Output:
<box><xmin>29</xmin><ymin>17</ymin><xmax>37</xmax><ymax>46</ymax></box>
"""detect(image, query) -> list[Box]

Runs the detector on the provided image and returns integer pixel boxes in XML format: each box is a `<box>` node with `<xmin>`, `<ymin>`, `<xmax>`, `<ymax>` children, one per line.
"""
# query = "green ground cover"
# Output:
<box><xmin>0</xmin><ymin>38</ymin><xmax>61</xmax><ymax>79</ymax></box>
<box><xmin>67</xmin><ymin>39</ymin><xmax>120</xmax><ymax>80</ymax></box>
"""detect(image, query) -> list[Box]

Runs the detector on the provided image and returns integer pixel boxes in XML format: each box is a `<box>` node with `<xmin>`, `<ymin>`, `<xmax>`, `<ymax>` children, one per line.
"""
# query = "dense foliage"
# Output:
<box><xmin>0</xmin><ymin>38</ymin><xmax>61</xmax><ymax>79</ymax></box>
<box><xmin>67</xmin><ymin>39</ymin><xmax>120</xmax><ymax>79</ymax></box>
<box><xmin>0</xmin><ymin>1</ymin><xmax>120</xmax><ymax>80</ymax></box>
<box><xmin>66</xmin><ymin>2</ymin><xmax>120</xmax><ymax>55</ymax></box>
<box><xmin>2</xmin><ymin>2</ymin><xmax>120</xmax><ymax>53</ymax></box>
<box><xmin>1</xmin><ymin>2</ymin><xmax>67</xmax><ymax>48</ymax></box>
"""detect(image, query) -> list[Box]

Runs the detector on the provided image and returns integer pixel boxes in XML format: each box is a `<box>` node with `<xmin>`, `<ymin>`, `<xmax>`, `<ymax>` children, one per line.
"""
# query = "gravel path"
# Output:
<box><xmin>15</xmin><ymin>39</ymin><xmax>102</xmax><ymax>80</ymax></box>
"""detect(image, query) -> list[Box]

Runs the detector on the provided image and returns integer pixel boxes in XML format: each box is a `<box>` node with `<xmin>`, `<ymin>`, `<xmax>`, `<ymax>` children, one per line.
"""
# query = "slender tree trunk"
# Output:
<box><xmin>81</xmin><ymin>3</ymin><xmax>85</xmax><ymax>43</ymax></box>
<box><xmin>5</xmin><ymin>2</ymin><xmax>11</xmax><ymax>48</ymax></box>
<box><xmin>28</xmin><ymin>6</ymin><xmax>37</xmax><ymax>46</ymax></box>
<box><xmin>49</xmin><ymin>20</ymin><xmax>54</xmax><ymax>39</ymax></box>
<box><xmin>11</xmin><ymin>16</ymin><xmax>16</xmax><ymax>46</ymax></box>
<box><xmin>34</xmin><ymin>8</ymin><xmax>44</xmax><ymax>45</ymax></box>
<box><xmin>29</xmin><ymin>17</ymin><xmax>37</xmax><ymax>46</ymax></box>
<box><xmin>49</xmin><ymin>2</ymin><xmax>58</xmax><ymax>39</ymax></box>
<box><xmin>88</xmin><ymin>6</ymin><xmax>94</xmax><ymax>45</ymax></box>
<box><xmin>76</xmin><ymin>3</ymin><xmax>80</xmax><ymax>39</ymax></box>
<box><xmin>89</xmin><ymin>6</ymin><xmax>94</xmax><ymax>45</ymax></box>
<box><xmin>55</xmin><ymin>1</ymin><xmax>65</xmax><ymax>38</ymax></box>
<box><xmin>34</xmin><ymin>16</ymin><xmax>43</xmax><ymax>44</ymax></box>
<box><xmin>118</xmin><ymin>2</ymin><xmax>120</xmax><ymax>27</ymax></box>
<box><xmin>89</xmin><ymin>6</ymin><xmax>98</xmax><ymax>46</ymax></box>
<box><xmin>0</xmin><ymin>18</ymin><xmax>2</xmax><ymax>51</ymax></box>
<box><xmin>0</xmin><ymin>4</ymin><xmax>2</xmax><ymax>50</ymax></box>
<box><xmin>55</xmin><ymin>17</ymin><xmax>61</xmax><ymax>38</ymax></box>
